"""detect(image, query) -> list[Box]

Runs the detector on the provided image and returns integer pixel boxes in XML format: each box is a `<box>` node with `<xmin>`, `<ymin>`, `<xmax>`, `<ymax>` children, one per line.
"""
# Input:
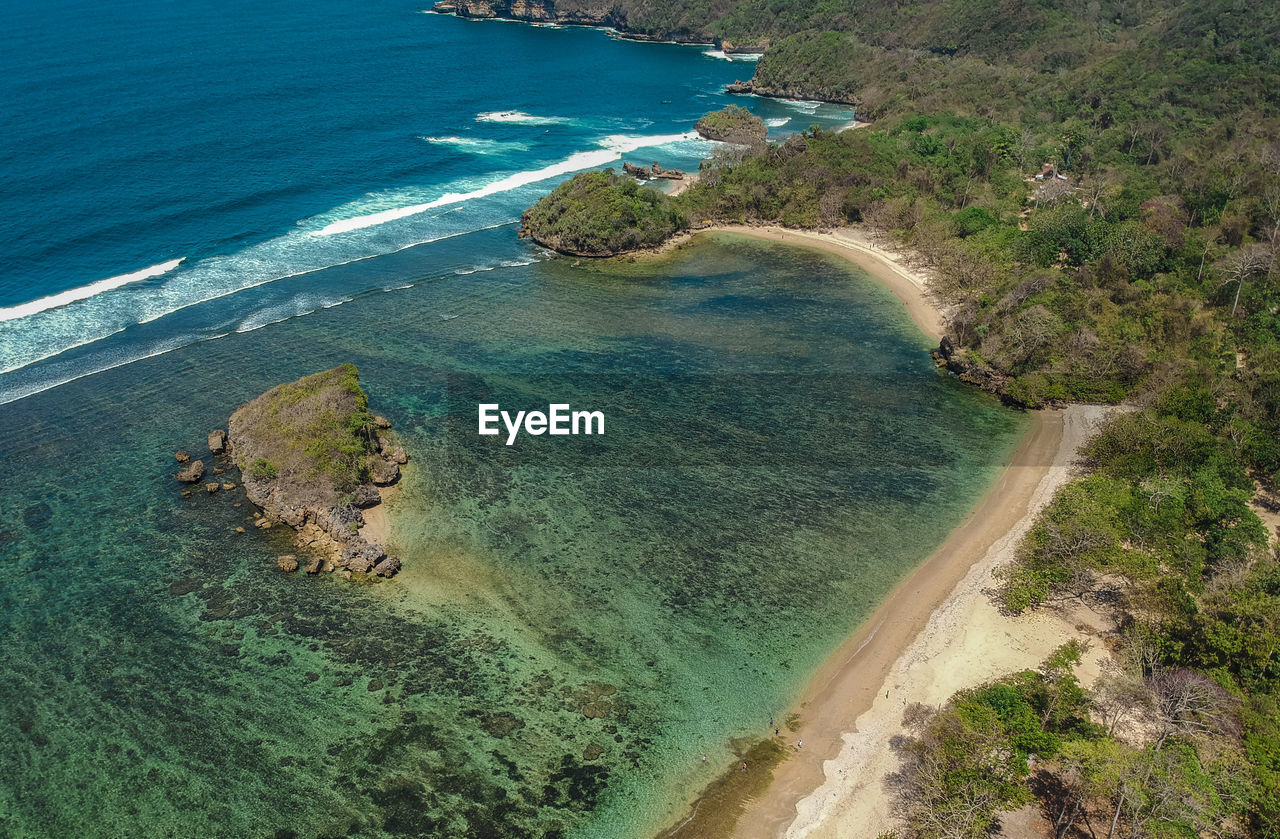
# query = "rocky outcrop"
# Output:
<box><xmin>725</xmin><ymin>80</ymin><xmax>755</xmax><ymax>95</ymax></box>
<box><xmin>650</xmin><ymin>163</ymin><xmax>685</xmax><ymax>180</ymax></box>
<box><xmin>351</xmin><ymin>485</ymin><xmax>382</xmax><ymax>509</ymax></box>
<box><xmin>214</xmin><ymin>365</ymin><xmax>407</xmax><ymax>579</ymax></box>
<box><xmin>175</xmin><ymin>450</ymin><xmax>190</xmax><ymax>463</ymax></box>
<box><xmin>932</xmin><ymin>337</ymin><xmax>1015</xmax><ymax>403</ymax></box>
<box><xmin>429</xmin><ymin>0</ymin><xmax>715</xmax><ymax>44</ymax></box>
<box><xmin>695</xmin><ymin>105</ymin><xmax>768</xmax><ymax>145</ymax></box>
<box><xmin>208</xmin><ymin>429</ymin><xmax>227</xmax><ymax>455</ymax></box>
<box><xmin>622</xmin><ymin>161</ymin><xmax>651</xmax><ymax>180</ymax></box>
<box><xmin>176</xmin><ymin>460</ymin><xmax>205</xmax><ymax>483</ymax></box>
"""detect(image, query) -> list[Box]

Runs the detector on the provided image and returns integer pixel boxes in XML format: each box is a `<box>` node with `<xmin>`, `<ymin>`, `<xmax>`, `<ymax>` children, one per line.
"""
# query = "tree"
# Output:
<box><xmin>1220</xmin><ymin>245</ymin><xmax>1274</xmax><ymax>317</ymax></box>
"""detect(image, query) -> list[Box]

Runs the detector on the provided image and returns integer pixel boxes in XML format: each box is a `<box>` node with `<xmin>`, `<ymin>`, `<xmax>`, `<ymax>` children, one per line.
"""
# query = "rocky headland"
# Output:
<box><xmin>428</xmin><ymin>0</ymin><xmax>769</xmax><ymax>50</ymax></box>
<box><xmin>178</xmin><ymin>364</ymin><xmax>407</xmax><ymax>579</ymax></box>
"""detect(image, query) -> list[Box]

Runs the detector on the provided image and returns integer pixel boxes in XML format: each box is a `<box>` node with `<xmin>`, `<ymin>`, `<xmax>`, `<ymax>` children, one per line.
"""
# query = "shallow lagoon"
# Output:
<box><xmin>0</xmin><ymin>232</ymin><xmax>1027</xmax><ymax>838</ymax></box>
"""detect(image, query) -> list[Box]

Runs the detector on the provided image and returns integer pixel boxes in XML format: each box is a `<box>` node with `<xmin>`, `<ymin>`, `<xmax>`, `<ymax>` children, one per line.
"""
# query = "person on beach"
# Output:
<box><xmin>797</xmin><ymin>740</ymin><xmax>803</xmax><ymax>749</ymax></box>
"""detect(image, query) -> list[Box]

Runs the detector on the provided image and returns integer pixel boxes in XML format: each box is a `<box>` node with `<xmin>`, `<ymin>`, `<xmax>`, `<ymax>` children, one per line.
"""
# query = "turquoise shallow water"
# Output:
<box><xmin>0</xmin><ymin>232</ymin><xmax>1028</xmax><ymax>838</ymax></box>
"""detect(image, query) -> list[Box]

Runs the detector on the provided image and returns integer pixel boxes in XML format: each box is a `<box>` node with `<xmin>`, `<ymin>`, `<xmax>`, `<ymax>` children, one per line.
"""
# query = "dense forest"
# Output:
<box><xmin>520</xmin><ymin>0</ymin><xmax>1280</xmax><ymax>835</ymax></box>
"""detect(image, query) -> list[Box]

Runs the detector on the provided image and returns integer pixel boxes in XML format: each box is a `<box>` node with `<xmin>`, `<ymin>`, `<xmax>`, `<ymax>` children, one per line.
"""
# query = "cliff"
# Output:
<box><xmin>429</xmin><ymin>0</ymin><xmax>717</xmax><ymax>44</ymax></box>
<box><xmin>221</xmin><ymin>364</ymin><xmax>407</xmax><ymax>578</ymax></box>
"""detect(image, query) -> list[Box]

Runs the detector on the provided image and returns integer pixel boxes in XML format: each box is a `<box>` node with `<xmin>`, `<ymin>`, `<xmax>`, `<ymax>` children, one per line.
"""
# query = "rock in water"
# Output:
<box><xmin>221</xmin><ymin>365</ymin><xmax>410</xmax><ymax>581</ymax></box>
<box><xmin>204</xmin><ymin>482</ymin><xmax>220</xmax><ymax>494</ymax></box>
<box><xmin>694</xmin><ymin>105</ymin><xmax>767</xmax><ymax>145</ymax></box>
<box><xmin>622</xmin><ymin>161</ymin><xmax>651</xmax><ymax>180</ymax></box>
<box><xmin>340</xmin><ymin>542</ymin><xmax>386</xmax><ymax>574</ymax></box>
<box><xmin>208</xmin><ymin>429</ymin><xmax>227</xmax><ymax>455</ymax></box>
<box><xmin>373</xmin><ymin>556</ymin><xmax>402</xmax><ymax>578</ymax></box>
<box><xmin>175</xmin><ymin>450</ymin><xmax>190</xmax><ymax>463</ymax></box>
<box><xmin>277</xmin><ymin>555</ymin><xmax>299</xmax><ymax>572</ymax></box>
<box><xmin>176</xmin><ymin>460</ymin><xmax>205</xmax><ymax>483</ymax></box>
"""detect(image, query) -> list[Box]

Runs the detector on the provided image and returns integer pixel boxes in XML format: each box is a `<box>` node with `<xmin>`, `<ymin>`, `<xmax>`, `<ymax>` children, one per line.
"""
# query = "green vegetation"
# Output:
<box><xmin>229</xmin><ymin>364</ymin><xmax>378</xmax><ymax>498</ymax></box>
<box><xmin>694</xmin><ymin>105</ymin><xmax>767</xmax><ymax>144</ymax></box>
<box><xmin>521</xmin><ymin>170</ymin><xmax>687</xmax><ymax>256</ymax></box>
<box><xmin>520</xmin><ymin>3</ymin><xmax>1280</xmax><ymax>831</ymax></box>
<box><xmin>250</xmin><ymin>458</ymin><xmax>277</xmax><ymax>480</ymax></box>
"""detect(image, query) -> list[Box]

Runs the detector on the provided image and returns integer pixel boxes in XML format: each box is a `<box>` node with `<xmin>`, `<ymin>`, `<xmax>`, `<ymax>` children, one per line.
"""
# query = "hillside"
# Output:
<box><xmin>520</xmin><ymin>169</ymin><xmax>688</xmax><ymax>256</ymax></box>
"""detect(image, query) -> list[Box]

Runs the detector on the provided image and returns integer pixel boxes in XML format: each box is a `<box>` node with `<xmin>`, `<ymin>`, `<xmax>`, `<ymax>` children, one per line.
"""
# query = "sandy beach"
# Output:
<box><xmin>706</xmin><ymin>226</ymin><xmax>945</xmax><ymax>342</ymax></box>
<box><xmin>659</xmin><ymin>225</ymin><xmax>1112</xmax><ymax>839</ymax></box>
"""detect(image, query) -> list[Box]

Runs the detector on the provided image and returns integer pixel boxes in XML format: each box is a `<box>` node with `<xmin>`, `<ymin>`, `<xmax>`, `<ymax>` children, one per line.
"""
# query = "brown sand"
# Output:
<box><xmin>647</xmin><ymin>224</ymin><xmax>1114</xmax><ymax>839</ymax></box>
<box><xmin>359</xmin><ymin>481</ymin><xmax>399</xmax><ymax>548</ymax></box>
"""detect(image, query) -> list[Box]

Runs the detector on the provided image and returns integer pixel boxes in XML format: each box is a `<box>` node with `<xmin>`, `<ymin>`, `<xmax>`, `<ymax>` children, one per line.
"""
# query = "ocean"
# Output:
<box><xmin>0</xmin><ymin>2</ymin><xmax>1028</xmax><ymax>837</ymax></box>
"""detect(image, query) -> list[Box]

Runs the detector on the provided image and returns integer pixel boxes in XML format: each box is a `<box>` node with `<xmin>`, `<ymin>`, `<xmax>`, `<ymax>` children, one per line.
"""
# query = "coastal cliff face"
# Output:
<box><xmin>433</xmin><ymin>0</ymin><xmax>628</xmax><ymax>34</ymax></box>
<box><xmin>219</xmin><ymin>364</ymin><xmax>406</xmax><ymax>578</ymax></box>
<box><xmin>429</xmin><ymin>0</ymin><xmax>738</xmax><ymax>45</ymax></box>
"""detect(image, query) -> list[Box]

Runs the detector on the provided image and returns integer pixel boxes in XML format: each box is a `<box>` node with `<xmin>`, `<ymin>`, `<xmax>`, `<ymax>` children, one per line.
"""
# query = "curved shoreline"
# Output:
<box><xmin>653</xmin><ymin>227</ymin><xmax>1105</xmax><ymax>839</ymax></box>
<box><xmin>703</xmin><ymin>225</ymin><xmax>945</xmax><ymax>342</ymax></box>
<box><xmin>662</xmin><ymin>404</ymin><xmax>1109</xmax><ymax>839</ymax></box>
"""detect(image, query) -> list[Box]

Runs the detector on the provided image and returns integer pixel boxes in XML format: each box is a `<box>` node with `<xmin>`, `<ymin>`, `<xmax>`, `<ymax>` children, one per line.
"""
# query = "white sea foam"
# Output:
<box><xmin>701</xmin><ymin>50</ymin><xmax>763</xmax><ymax>61</ymax></box>
<box><xmin>783</xmin><ymin>99</ymin><xmax>824</xmax><ymax>113</ymax></box>
<box><xmin>234</xmin><ymin>294</ymin><xmax>352</xmax><ymax>334</ymax></box>
<box><xmin>0</xmin><ymin>221</ymin><xmax>512</xmax><ymax>378</ymax></box>
<box><xmin>0</xmin><ymin>259</ymin><xmax>184</xmax><ymax>323</ymax></box>
<box><xmin>0</xmin><ymin>331</ymin><xmax>228</xmax><ymax>407</ymax></box>
<box><xmin>475</xmin><ymin>110</ymin><xmax>575</xmax><ymax>126</ymax></box>
<box><xmin>421</xmin><ymin>136</ymin><xmax>531</xmax><ymax>155</ymax></box>
<box><xmin>315</xmin><ymin>131</ymin><xmax>698</xmax><ymax>237</ymax></box>
<box><xmin>765</xmin><ymin>117</ymin><xmax>791</xmax><ymax>128</ymax></box>
<box><xmin>498</xmin><ymin>257</ymin><xmax>538</xmax><ymax>267</ymax></box>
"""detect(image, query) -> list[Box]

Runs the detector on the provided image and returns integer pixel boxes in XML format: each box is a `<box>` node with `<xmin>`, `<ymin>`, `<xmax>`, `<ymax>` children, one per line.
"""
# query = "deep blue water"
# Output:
<box><xmin>0</xmin><ymin>0</ymin><xmax>850</xmax><ymax>402</ymax></box>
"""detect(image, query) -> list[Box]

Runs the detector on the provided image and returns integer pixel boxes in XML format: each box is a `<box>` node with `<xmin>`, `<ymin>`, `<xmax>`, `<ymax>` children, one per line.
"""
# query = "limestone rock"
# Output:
<box><xmin>277</xmin><ymin>555</ymin><xmax>299</xmax><ymax>573</ymax></box>
<box><xmin>340</xmin><ymin>542</ymin><xmax>386</xmax><ymax>573</ymax></box>
<box><xmin>304</xmin><ymin>556</ymin><xmax>322</xmax><ymax>574</ymax></box>
<box><xmin>351</xmin><ymin>485</ymin><xmax>381</xmax><ymax>509</ymax></box>
<box><xmin>176</xmin><ymin>460</ymin><xmax>205</xmax><ymax>483</ymax></box>
<box><xmin>372</xmin><ymin>415</ymin><xmax>392</xmax><ymax>429</ymax></box>
<box><xmin>175</xmin><ymin>450</ymin><xmax>190</xmax><ymax>463</ymax></box>
<box><xmin>389</xmin><ymin>446</ymin><xmax>409</xmax><ymax>465</ymax></box>
<box><xmin>204</xmin><ymin>482</ymin><xmax>220</xmax><ymax>494</ymax></box>
<box><xmin>208</xmin><ymin>429</ymin><xmax>227</xmax><ymax>455</ymax></box>
<box><xmin>622</xmin><ymin>161</ymin><xmax>651</xmax><ymax>180</ymax></box>
<box><xmin>373</xmin><ymin>556</ymin><xmax>402</xmax><ymax>578</ymax></box>
<box><xmin>371</xmin><ymin>458</ymin><xmax>400</xmax><ymax>486</ymax></box>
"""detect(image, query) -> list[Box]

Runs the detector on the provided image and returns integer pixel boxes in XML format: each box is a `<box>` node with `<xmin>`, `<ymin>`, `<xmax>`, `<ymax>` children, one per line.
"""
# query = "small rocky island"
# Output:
<box><xmin>179</xmin><ymin>364</ymin><xmax>407</xmax><ymax>578</ymax></box>
<box><xmin>519</xmin><ymin>169</ymin><xmax>688</xmax><ymax>257</ymax></box>
<box><xmin>693</xmin><ymin>104</ymin><xmax>767</xmax><ymax>145</ymax></box>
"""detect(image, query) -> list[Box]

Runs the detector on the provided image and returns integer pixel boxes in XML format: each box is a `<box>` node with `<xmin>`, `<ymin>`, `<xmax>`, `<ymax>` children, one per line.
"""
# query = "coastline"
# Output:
<box><xmin>661</xmin><ymin>404</ymin><xmax>1110</xmax><ymax>839</ymax></box>
<box><xmin>650</xmin><ymin>226</ymin><xmax>1110</xmax><ymax>838</ymax></box>
<box><xmin>705</xmin><ymin>225</ymin><xmax>945</xmax><ymax>342</ymax></box>
<box><xmin>744</xmin><ymin>404</ymin><xmax>1111</xmax><ymax>839</ymax></box>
